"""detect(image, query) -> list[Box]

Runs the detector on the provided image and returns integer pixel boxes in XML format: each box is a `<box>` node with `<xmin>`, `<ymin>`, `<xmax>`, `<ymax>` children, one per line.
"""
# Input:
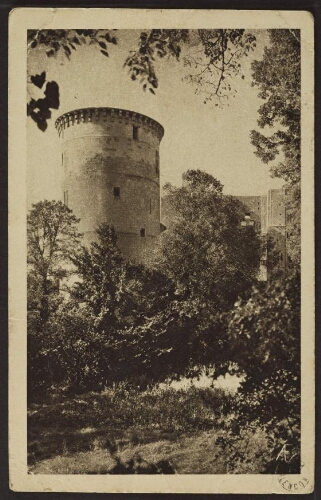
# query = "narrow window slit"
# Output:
<box><xmin>133</xmin><ymin>126</ymin><xmax>138</xmax><ymax>140</ymax></box>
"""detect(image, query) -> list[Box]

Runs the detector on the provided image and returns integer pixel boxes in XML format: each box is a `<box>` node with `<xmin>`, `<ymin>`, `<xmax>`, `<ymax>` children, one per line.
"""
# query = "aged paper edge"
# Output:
<box><xmin>8</xmin><ymin>8</ymin><xmax>315</xmax><ymax>493</ymax></box>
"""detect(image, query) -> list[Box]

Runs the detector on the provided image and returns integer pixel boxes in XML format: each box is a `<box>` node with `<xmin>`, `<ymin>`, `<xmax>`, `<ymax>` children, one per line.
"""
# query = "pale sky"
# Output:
<box><xmin>27</xmin><ymin>29</ymin><xmax>284</xmax><ymax>206</ymax></box>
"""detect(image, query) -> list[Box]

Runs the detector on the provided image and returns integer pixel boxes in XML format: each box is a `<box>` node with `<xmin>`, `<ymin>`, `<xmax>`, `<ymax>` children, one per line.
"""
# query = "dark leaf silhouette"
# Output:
<box><xmin>33</xmin><ymin>98</ymin><xmax>52</xmax><ymax>118</ymax></box>
<box><xmin>63</xmin><ymin>44</ymin><xmax>71</xmax><ymax>54</ymax></box>
<box><xmin>27</xmin><ymin>99</ymin><xmax>37</xmax><ymax>116</ymax></box>
<box><xmin>44</xmin><ymin>81</ymin><xmax>60</xmax><ymax>109</ymax></box>
<box><xmin>28</xmin><ymin>80</ymin><xmax>60</xmax><ymax>131</ymax></box>
<box><xmin>30</xmin><ymin>72</ymin><xmax>46</xmax><ymax>89</ymax></box>
<box><xmin>31</xmin><ymin>114</ymin><xmax>48</xmax><ymax>132</ymax></box>
<box><xmin>28</xmin><ymin>29</ymin><xmax>118</xmax><ymax>129</ymax></box>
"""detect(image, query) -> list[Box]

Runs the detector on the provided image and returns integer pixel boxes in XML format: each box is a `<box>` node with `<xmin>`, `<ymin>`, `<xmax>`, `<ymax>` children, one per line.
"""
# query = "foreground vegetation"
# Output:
<box><xmin>27</xmin><ymin>180</ymin><xmax>300</xmax><ymax>474</ymax></box>
<box><xmin>29</xmin><ymin>385</ymin><xmax>282</xmax><ymax>474</ymax></box>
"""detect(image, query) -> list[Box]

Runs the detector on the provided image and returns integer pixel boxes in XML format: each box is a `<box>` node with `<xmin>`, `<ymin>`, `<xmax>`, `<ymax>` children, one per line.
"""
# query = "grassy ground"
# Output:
<box><xmin>28</xmin><ymin>386</ymin><xmax>270</xmax><ymax>474</ymax></box>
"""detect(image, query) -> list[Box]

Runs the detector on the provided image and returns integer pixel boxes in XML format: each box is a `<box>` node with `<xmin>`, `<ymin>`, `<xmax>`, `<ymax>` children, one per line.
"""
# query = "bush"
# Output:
<box><xmin>223</xmin><ymin>272</ymin><xmax>301</xmax><ymax>473</ymax></box>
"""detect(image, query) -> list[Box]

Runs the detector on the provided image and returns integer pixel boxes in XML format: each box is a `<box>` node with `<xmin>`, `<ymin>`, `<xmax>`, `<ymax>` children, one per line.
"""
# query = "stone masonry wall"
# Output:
<box><xmin>56</xmin><ymin>108</ymin><xmax>164</xmax><ymax>262</ymax></box>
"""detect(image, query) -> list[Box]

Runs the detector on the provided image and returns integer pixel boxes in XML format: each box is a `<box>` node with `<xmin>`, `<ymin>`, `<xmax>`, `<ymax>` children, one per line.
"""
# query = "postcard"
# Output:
<box><xmin>9</xmin><ymin>8</ymin><xmax>314</xmax><ymax>494</ymax></box>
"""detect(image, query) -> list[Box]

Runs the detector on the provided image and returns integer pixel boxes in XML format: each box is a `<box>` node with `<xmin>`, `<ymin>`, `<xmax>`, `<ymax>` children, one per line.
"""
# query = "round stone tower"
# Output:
<box><xmin>55</xmin><ymin>107</ymin><xmax>164</xmax><ymax>262</ymax></box>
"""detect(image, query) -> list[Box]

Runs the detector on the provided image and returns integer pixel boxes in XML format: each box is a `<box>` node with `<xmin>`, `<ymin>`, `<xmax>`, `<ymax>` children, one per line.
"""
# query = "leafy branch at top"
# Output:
<box><xmin>183</xmin><ymin>30</ymin><xmax>257</xmax><ymax>105</ymax></box>
<box><xmin>123</xmin><ymin>29</ymin><xmax>190</xmax><ymax>94</ymax></box>
<box><xmin>27</xmin><ymin>28</ymin><xmax>257</xmax><ymax>131</ymax></box>
<box><xmin>27</xmin><ymin>29</ymin><xmax>117</xmax><ymax>131</ymax></box>
<box><xmin>123</xmin><ymin>29</ymin><xmax>256</xmax><ymax>103</ymax></box>
<box><xmin>27</xmin><ymin>29</ymin><xmax>117</xmax><ymax>60</ymax></box>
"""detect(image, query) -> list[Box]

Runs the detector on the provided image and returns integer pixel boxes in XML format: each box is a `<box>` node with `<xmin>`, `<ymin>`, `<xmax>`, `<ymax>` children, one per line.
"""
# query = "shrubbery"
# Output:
<box><xmin>219</xmin><ymin>272</ymin><xmax>301</xmax><ymax>473</ymax></box>
<box><xmin>27</xmin><ymin>182</ymin><xmax>300</xmax><ymax>473</ymax></box>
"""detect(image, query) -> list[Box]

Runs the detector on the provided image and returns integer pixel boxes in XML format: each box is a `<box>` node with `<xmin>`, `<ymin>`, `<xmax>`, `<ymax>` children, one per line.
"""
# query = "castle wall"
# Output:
<box><xmin>236</xmin><ymin>188</ymin><xmax>286</xmax><ymax>281</ymax></box>
<box><xmin>56</xmin><ymin>108</ymin><xmax>164</xmax><ymax>262</ymax></box>
<box><xmin>234</xmin><ymin>195</ymin><xmax>261</xmax><ymax>230</ymax></box>
<box><xmin>267</xmin><ymin>188</ymin><xmax>286</xmax><ymax>227</ymax></box>
<box><xmin>260</xmin><ymin>195</ymin><xmax>268</xmax><ymax>234</ymax></box>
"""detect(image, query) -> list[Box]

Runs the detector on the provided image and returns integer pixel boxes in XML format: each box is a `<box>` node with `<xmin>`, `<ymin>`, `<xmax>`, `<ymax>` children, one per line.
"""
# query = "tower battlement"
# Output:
<box><xmin>55</xmin><ymin>107</ymin><xmax>164</xmax><ymax>142</ymax></box>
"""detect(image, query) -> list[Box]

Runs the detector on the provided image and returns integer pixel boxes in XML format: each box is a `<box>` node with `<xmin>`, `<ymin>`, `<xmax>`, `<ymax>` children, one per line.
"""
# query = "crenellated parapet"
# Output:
<box><xmin>55</xmin><ymin>107</ymin><xmax>164</xmax><ymax>141</ymax></box>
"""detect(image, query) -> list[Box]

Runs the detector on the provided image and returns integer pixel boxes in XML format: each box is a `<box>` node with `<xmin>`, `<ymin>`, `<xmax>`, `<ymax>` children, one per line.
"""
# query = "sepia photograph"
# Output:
<box><xmin>9</xmin><ymin>8</ymin><xmax>314</xmax><ymax>494</ymax></box>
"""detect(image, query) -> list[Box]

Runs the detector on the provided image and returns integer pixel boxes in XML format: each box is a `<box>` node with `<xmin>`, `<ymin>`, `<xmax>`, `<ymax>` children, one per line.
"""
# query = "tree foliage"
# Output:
<box><xmin>250</xmin><ymin>29</ymin><xmax>301</xmax><ymax>268</ymax></box>
<box><xmin>71</xmin><ymin>225</ymin><xmax>124</xmax><ymax>331</ymax></box>
<box><xmin>27</xmin><ymin>193</ymin><xmax>301</xmax><ymax>475</ymax></box>
<box><xmin>124</xmin><ymin>29</ymin><xmax>256</xmax><ymax>103</ymax></box>
<box><xmin>114</xmin><ymin>169</ymin><xmax>262</xmax><ymax>385</ymax></box>
<box><xmin>157</xmin><ymin>169</ymin><xmax>261</xmax><ymax>308</ymax></box>
<box><xmin>27</xmin><ymin>28</ymin><xmax>257</xmax><ymax>130</ymax></box>
<box><xmin>27</xmin><ymin>29</ymin><xmax>118</xmax><ymax>130</ymax></box>
<box><xmin>27</xmin><ymin>74</ymin><xmax>60</xmax><ymax>132</ymax></box>
<box><xmin>222</xmin><ymin>271</ymin><xmax>301</xmax><ymax>472</ymax></box>
<box><xmin>250</xmin><ymin>30</ymin><xmax>300</xmax><ymax>182</ymax></box>
<box><xmin>40</xmin><ymin>224</ymin><xmax>175</xmax><ymax>391</ymax></box>
<box><xmin>27</xmin><ymin>200</ymin><xmax>82</xmax><ymax>322</ymax></box>
<box><xmin>27</xmin><ymin>170</ymin><xmax>262</xmax><ymax>394</ymax></box>
<box><xmin>124</xmin><ymin>29</ymin><xmax>189</xmax><ymax>94</ymax></box>
<box><xmin>28</xmin><ymin>29</ymin><xmax>117</xmax><ymax>58</ymax></box>
<box><xmin>27</xmin><ymin>200</ymin><xmax>82</xmax><ymax>397</ymax></box>
<box><xmin>183</xmin><ymin>29</ymin><xmax>256</xmax><ymax>104</ymax></box>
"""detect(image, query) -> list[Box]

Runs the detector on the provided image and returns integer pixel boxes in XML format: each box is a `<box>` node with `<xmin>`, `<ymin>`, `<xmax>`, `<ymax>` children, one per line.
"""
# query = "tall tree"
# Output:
<box><xmin>157</xmin><ymin>169</ymin><xmax>261</xmax><ymax>309</ymax></box>
<box><xmin>118</xmin><ymin>170</ymin><xmax>261</xmax><ymax>384</ymax></box>
<box><xmin>250</xmin><ymin>29</ymin><xmax>301</xmax><ymax>267</ymax></box>
<box><xmin>27</xmin><ymin>200</ymin><xmax>82</xmax><ymax>322</ymax></box>
<box><xmin>29</xmin><ymin>223</ymin><xmax>125</xmax><ymax>395</ymax></box>
<box><xmin>71</xmin><ymin>224</ymin><xmax>125</xmax><ymax>334</ymax></box>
